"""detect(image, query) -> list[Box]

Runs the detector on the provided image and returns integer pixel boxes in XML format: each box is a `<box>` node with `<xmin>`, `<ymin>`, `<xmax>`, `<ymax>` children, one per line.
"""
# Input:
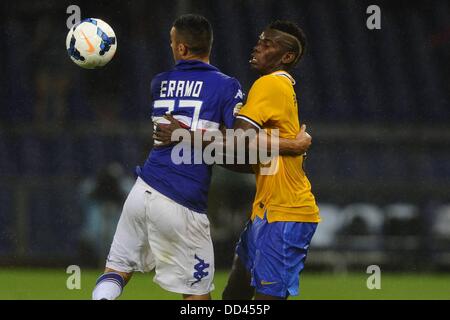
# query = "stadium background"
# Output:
<box><xmin>1</xmin><ymin>0</ymin><xmax>450</xmax><ymax>299</ymax></box>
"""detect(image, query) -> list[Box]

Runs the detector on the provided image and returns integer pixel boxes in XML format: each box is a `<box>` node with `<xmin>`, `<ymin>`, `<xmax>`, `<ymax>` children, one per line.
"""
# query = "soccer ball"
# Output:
<box><xmin>66</xmin><ymin>18</ymin><xmax>117</xmax><ymax>69</ymax></box>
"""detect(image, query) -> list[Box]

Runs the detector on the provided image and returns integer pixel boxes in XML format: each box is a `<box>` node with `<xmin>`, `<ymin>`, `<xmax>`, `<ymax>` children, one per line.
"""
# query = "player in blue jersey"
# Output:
<box><xmin>92</xmin><ymin>14</ymin><xmax>243</xmax><ymax>300</ymax></box>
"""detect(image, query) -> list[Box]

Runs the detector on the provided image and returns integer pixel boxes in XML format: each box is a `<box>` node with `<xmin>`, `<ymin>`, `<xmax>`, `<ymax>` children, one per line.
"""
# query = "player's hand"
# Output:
<box><xmin>153</xmin><ymin>114</ymin><xmax>183</xmax><ymax>147</ymax></box>
<box><xmin>293</xmin><ymin>124</ymin><xmax>312</xmax><ymax>154</ymax></box>
<box><xmin>233</xmin><ymin>102</ymin><xmax>243</xmax><ymax>117</ymax></box>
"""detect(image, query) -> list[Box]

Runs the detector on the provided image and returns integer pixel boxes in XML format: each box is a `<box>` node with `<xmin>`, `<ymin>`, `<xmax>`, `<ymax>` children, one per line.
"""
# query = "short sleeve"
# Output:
<box><xmin>237</xmin><ymin>75</ymin><xmax>282</xmax><ymax>128</ymax></box>
<box><xmin>149</xmin><ymin>77</ymin><xmax>158</xmax><ymax>115</ymax></box>
<box><xmin>150</xmin><ymin>75</ymin><xmax>161</xmax><ymax>101</ymax></box>
<box><xmin>221</xmin><ymin>78</ymin><xmax>244</xmax><ymax>129</ymax></box>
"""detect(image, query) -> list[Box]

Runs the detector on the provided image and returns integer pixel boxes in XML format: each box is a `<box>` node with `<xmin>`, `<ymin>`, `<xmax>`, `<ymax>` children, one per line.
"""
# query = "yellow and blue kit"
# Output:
<box><xmin>236</xmin><ymin>70</ymin><xmax>320</xmax><ymax>297</ymax></box>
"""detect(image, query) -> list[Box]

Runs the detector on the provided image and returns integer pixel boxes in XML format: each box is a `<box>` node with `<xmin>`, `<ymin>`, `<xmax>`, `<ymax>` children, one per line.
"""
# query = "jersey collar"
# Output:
<box><xmin>175</xmin><ymin>60</ymin><xmax>220</xmax><ymax>72</ymax></box>
<box><xmin>271</xmin><ymin>70</ymin><xmax>296</xmax><ymax>85</ymax></box>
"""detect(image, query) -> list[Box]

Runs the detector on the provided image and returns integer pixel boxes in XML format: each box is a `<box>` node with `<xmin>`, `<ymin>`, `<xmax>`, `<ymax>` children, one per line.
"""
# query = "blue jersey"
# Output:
<box><xmin>137</xmin><ymin>60</ymin><xmax>243</xmax><ymax>214</ymax></box>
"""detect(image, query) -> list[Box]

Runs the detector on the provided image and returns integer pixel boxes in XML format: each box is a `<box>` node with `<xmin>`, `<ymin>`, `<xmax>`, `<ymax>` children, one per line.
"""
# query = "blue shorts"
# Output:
<box><xmin>236</xmin><ymin>214</ymin><xmax>317</xmax><ymax>298</ymax></box>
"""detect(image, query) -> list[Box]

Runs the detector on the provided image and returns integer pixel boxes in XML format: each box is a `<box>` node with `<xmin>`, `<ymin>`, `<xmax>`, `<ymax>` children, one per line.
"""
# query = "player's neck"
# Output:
<box><xmin>183</xmin><ymin>55</ymin><xmax>210</xmax><ymax>64</ymax></box>
<box><xmin>197</xmin><ymin>57</ymin><xmax>210</xmax><ymax>64</ymax></box>
<box><xmin>261</xmin><ymin>66</ymin><xmax>290</xmax><ymax>76</ymax></box>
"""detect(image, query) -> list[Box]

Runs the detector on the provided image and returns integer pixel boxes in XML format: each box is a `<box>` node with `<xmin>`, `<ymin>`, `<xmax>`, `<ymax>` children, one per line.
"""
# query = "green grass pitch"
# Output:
<box><xmin>0</xmin><ymin>268</ymin><xmax>449</xmax><ymax>300</ymax></box>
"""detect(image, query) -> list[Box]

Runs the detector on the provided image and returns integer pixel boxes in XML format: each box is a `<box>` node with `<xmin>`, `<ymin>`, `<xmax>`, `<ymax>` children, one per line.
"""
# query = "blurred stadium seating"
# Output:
<box><xmin>0</xmin><ymin>0</ymin><xmax>449</xmax><ymax>272</ymax></box>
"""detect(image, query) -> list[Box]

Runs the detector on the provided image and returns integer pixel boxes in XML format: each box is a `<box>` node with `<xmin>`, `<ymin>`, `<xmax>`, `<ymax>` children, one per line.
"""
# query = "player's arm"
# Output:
<box><xmin>151</xmin><ymin>117</ymin><xmax>254</xmax><ymax>172</ymax></box>
<box><xmin>218</xmin><ymin>163</ymin><xmax>254</xmax><ymax>173</ymax></box>
<box><xmin>152</xmin><ymin>76</ymin><xmax>312</xmax><ymax>161</ymax></box>
<box><xmin>152</xmin><ymin>114</ymin><xmax>212</xmax><ymax>149</ymax></box>
<box><xmin>233</xmin><ymin>117</ymin><xmax>312</xmax><ymax>156</ymax></box>
<box><xmin>215</xmin><ymin>122</ymin><xmax>254</xmax><ymax>173</ymax></box>
<box><xmin>153</xmin><ymin>115</ymin><xmax>311</xmax><ymax>156</ymax></box>
<box><xmin>233</xmin><ymin>76</ymin><xmax>312</xmax><ymax>156</ymax></box>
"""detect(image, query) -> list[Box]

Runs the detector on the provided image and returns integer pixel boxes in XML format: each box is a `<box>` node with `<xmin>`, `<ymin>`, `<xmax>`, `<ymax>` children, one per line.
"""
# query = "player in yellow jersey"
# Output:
<box><xmin>222</xmin><ymin>20</ymin><xmax>320</xmax><ymax>300</ymax></box>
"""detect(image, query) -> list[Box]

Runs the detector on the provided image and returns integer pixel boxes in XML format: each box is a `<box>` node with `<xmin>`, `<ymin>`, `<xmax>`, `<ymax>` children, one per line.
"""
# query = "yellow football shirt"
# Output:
<box><xmin>237</xmin><ymin>71</ymin><xmax>320</xmax><ymax>223</ymax></box>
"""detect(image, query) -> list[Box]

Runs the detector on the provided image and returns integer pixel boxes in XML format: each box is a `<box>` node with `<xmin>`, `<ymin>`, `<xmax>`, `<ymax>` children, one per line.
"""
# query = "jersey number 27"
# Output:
<box><xmin>154</xmin><ymin>99</ymin><xmax>203</xmax><ymax>130</ymax></box>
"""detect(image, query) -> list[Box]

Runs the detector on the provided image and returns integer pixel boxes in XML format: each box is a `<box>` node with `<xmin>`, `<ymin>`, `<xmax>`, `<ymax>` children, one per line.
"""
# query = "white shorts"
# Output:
<box><xmin>106</xmin><ymin>177</ymin><xmax>215</xmax><ymax>295</ymax></box>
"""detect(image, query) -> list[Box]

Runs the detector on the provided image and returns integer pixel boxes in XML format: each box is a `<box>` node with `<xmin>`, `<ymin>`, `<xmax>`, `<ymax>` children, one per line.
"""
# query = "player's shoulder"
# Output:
<box><xmin>209</xmin><ymin>72</ymin><xmax>242</xmax><ymax>99</ymax></box>
<box><xmin>210</xmin><ymin>70</ymin><xmax>241</xmax><ymax>86</ymax></box>
<box><xmin>251</xmin><ymin>74</ymin><xmax>285</xmax><ymax>93</ymax></box>
<box><xmin>257</xmin><ymin>73</ymin><xmax>291</xmax><ymax>85</ymax></box>
<box><xmin>150</xmin><ymin>70</ymin><xmax>180</xmax><ymax>92</ymax></box>
<box><xmin>150</xmin><ymin>71</ymin><xmax>167</xmax><ymax>88</ymax></box>
<box><xmin>151</xmin><ymin>70</ymin><xmax>172</xmax><ymax>82</ymax></box>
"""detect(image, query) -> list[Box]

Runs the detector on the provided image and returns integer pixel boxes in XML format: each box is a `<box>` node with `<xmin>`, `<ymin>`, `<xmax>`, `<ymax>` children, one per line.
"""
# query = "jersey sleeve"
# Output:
<box><xmin>237</xmin><ymin>75</ymin><xmax>283</xmax><ymax>128</ymax></box>
<box><xmin>149</xmin><ymin>76</ymin><xmax>161</xmax><ymax>116</ymax></box>
<box><xmin>150</xmin><ymin>74</ymin><xmax>162</xmax><ymax>100</ymax></box>
<box><xmin>221</xmin><ymin>78</ymin><xmax>244</xmax><ymax>129</ymax></box>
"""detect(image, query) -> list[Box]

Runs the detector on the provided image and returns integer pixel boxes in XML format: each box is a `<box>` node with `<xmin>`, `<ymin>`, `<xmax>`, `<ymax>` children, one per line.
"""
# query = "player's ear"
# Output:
<box><xmin>178</xmin><ymin>43</ymin><xmax>189</xmax><ymax>57</ymax></box>
<box><xmin>281</xmin><ymin>51</ymin><xmax>296</xmax><ymax>65</ymax></box>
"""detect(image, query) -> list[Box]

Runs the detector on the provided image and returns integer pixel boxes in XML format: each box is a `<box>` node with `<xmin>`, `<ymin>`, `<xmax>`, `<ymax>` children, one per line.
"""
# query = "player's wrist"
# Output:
<box><xmin>291</xmin><ymin>138</ymin><xmax>308</xmax><ymax>155</ymax></box>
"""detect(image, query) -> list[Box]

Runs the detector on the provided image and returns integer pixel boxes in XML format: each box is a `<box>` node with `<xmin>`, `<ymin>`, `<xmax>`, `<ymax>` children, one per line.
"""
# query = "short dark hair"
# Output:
<box><xmin>173</xmin><ymin>14</ymin><xmax>213</xmax><ymax>56</ymax></box>
<box><xmin>269</xmin><ymin>20</ymin><xmax>307</xmax><ymax>65</ymax></box>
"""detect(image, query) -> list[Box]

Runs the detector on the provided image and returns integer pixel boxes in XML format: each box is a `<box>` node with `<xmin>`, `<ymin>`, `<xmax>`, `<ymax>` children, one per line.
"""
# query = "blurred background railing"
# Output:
<box><xmin>1</xmin><ymin>0</ymin><xmax>449</xmax><ymax>272</ymax></box>
<box><xmin>1</xmin><ymin>123</ymin><xmax>450</xmax><ymax>271</ymax></box>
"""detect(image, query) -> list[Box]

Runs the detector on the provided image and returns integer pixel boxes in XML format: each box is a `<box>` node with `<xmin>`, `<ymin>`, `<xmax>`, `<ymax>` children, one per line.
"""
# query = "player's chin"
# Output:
<box><xmin>249</xmin><ymin>61</ymin><xmax>260</xmax><ymax>71</ymax></box>
<box><xmin>250</xmin><ymin>63</ymin><xmax>266</xmax><ymax>75</ymax></box>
